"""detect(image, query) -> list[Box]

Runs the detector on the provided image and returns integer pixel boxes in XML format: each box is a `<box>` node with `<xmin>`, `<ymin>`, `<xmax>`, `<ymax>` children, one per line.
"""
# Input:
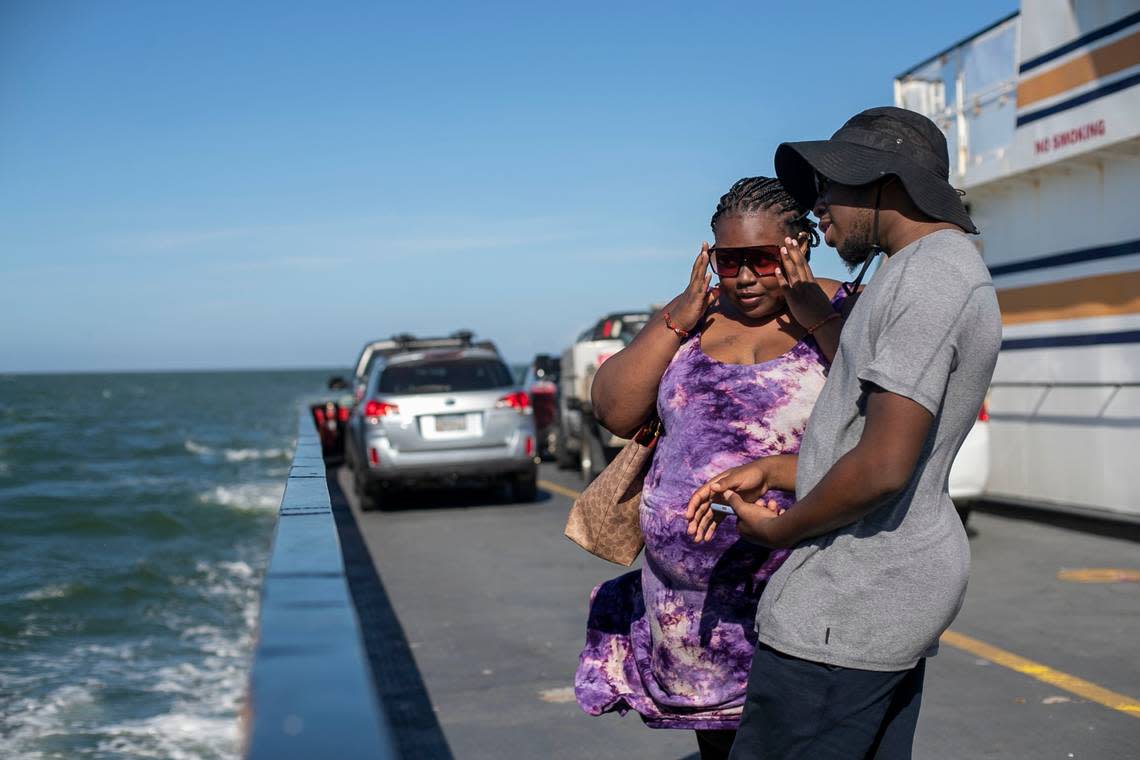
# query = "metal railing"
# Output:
<box><xmin>242</xmin><ymin>410</ymin><xmax>398</xmax><ymax>759</ymax></box>
<box><xmin>895</xmin><ymin>12</ymin><xmax>1020</xmax><ymax>182</ymax></box>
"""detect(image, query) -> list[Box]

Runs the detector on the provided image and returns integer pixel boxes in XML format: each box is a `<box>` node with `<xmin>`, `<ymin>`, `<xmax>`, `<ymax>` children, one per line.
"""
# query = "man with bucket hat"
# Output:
<box><xmin>685</xmin><ymin>107</ymin><xmax>1002</xmax><ymax>758</ymax></box>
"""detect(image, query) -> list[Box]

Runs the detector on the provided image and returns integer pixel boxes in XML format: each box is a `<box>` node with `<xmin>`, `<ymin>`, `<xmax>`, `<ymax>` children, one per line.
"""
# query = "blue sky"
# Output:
<box><xmin>0</xmin><ymin>0</ymin><xmax>1013</xmax><ymax>372</ymax></box>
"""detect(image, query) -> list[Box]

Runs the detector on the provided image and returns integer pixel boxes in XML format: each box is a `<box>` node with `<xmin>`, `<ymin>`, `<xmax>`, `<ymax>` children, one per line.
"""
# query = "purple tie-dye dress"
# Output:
<box><xmin>574</xmin><ymin>307</ymin><xmax>843</xmax><ymax>729</ymax></box>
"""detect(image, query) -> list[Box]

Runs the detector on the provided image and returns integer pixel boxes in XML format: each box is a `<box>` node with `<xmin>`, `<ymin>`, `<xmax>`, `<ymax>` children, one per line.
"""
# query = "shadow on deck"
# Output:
<box><xmin>326</xmin><ymin>471</ymin><xmax>456</xmax><ymax>760</ymax></box>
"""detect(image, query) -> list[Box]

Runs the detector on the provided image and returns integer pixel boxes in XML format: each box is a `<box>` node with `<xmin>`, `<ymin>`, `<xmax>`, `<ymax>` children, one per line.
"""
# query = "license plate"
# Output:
<box><xmin>434</xmin><ymin>414</ymin><xmax>467</xmax><ymax>432</ymax></box>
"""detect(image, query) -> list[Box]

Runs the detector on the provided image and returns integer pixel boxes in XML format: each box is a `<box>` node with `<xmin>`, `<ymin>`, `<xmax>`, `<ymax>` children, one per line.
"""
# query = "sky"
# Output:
<box><xmin>0</xmin><ymin>0</ymin><xmax>1014</xmax><ymax>373</ymax></box>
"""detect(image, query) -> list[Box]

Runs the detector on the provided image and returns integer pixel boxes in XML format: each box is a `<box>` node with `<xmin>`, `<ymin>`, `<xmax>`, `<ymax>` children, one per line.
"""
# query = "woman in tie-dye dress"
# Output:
<box><xmin>577</xmin><ymin>177</ymin><xmax>851</xmax><ymax>759</ymax></box>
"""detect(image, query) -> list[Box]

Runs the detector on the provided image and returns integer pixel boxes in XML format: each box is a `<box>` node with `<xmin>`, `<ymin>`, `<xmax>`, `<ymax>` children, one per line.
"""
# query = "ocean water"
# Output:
<box><xmin>0</xmin><ymin>370</ymin><xmax>338</xmax><ymax>759</ymax></box>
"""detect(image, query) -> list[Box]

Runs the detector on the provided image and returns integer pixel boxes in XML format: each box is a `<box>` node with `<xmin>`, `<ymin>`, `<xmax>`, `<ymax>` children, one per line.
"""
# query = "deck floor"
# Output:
<box><xmin>332</xmin><ymin>463</ymin><xmax>1140</xmax><ymax>759</ymax></box>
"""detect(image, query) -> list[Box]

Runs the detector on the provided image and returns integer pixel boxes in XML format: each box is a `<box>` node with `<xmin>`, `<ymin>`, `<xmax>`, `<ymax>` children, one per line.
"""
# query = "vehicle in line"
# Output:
<box><xmin>555</xmin><ymin>310</ymin><xmax>652</xmax><ymax>482</ymax></box>
<box><xmin>344</xmin><ymin>336</ymin><xmax>538</xmax><ymax>509</ymax></box>
<box><xmin>521</xmin><ymin>354</ymin><xmax>561</xmax><ymax>458</ymax></box>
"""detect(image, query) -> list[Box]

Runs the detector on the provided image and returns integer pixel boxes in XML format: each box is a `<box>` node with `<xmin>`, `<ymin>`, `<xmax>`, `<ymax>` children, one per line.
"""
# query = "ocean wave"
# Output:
<box><xmin>196</xmin><ymin>483</ymin><xmax>283</xmax><ymax>511</ymax></box>
<box><xmin>2</xmin><ymin>559</ymin><xmax>262</xmax><ymax>759</ymax></box>
<box><xmin>184</xmin><ymin>440</ymin><xmax>291</xmax><ymax>462</ymax></box>
<box><xmin>97</xmin><ymin>711</ymin><xmax>239</xmax><ymax>760</ymax></box>
<box><xmin>19</xmin><ymin>584</ymin><xmax>72</xmax><ymax>601</ymax></box>
<box><xmin>0</xmin><ymin>682</ymin><xmax>101</xmax><ymax>758</ymax></box>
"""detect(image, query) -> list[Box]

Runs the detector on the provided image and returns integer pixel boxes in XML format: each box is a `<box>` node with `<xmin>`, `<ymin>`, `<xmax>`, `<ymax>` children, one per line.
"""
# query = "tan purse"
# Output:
<box><xmin>563</xmin><ymin>418</ymin><xmax>662</xmax><ymax>566</ymax></box>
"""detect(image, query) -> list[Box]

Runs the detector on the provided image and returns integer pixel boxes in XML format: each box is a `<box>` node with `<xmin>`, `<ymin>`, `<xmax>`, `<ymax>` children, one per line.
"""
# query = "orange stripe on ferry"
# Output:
<box><xmin>998</xmin><ymin>270</ymin><xmax>1140</xmax><ymax>325</ymax></box>
<box><xmin>1017</xmin><ymin>30</ymin><xmax>1140</xmax><ymax>109</ymax></box>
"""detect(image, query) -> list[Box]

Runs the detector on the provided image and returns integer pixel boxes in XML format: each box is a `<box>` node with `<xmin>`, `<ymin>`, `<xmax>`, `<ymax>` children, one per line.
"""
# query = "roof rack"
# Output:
<box><xmin>354</xmin><ymin>331</ymin><xmax>498</xmax><ymax>377</ymax></box>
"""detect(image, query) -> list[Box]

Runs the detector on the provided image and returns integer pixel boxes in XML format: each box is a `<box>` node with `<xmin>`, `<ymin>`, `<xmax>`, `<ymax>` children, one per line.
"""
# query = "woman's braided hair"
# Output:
<box><xmin>710</xmin><ymin>176</ymin><xmax>820</xmax><ymax>251</ymax></box>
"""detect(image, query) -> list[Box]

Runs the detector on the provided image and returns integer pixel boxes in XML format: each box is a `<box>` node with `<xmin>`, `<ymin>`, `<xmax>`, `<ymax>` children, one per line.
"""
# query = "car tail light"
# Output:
<box><xmin>977</xmin><ymin>401</ymin><xmax>990</xmax><ymax>422</ymax></box>
<box><xmin>364</xmin><ymin>399</ymin><xmax>399</xmax><ymax>419</ymax></box>
<box><xmin>525</xmin><ymin>436</ymin><xmax>534</xmax><ymax>457</ymax></box>
<box><xmin>337</xmin><ymin>406</ymin><xmax>351</xmax><ymax>422</ymax></box>
<box><xmin>368</xmin><ymin>447</ymin><xmax>380</xmax><ymax>465</ymax></box>
<box><xmin>497</xmin><ymin>391</ymin><xmax>530</xmax><ymax>412</ymax></box>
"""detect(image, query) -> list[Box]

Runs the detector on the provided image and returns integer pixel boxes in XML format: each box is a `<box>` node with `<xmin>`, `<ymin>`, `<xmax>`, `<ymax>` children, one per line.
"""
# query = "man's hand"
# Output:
<box><xmin>686</xmin><ymin>458</ymin><xmax>787</xmax><ymax>542</ymax></box>
<box><xmin>686</xmin><ymin>488</ymin><xmax>787</xmax><ymax>545</ymax></box>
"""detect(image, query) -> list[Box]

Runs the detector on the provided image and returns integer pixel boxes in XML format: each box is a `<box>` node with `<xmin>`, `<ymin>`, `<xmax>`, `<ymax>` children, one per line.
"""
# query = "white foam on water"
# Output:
<box><xmin>97</xmin><ymin>711</ymin><xmax>239</xmax><ymax>760</ymax></box>
<box><xmin>1</xmin><ymin>558</ymin><xmax>263</xmax><ymax>759</ymax></box>
<box><xmin>185</xmin><ymin>440</ymin><xmax>292</xmax><ymax>462</ymax></box>
<box><xmin>222</xmin><ymin>447</ymin><xmax>288</xmax><ymax>462</ymax></box>
<box><xmin>184</xmin><ymin>439</ymin><xmax>214</xmax><ymax>457</ymax></box>
<box><xmin>197</xmin><ymin>483</ymin><xmax>283</xmax><ymax>511</ymax></box>
<box><xmin>0</xmin><ymin>682</ymin><xmax>100</xmax><ymax>759</ymax></box>
<box><xmin>19</xmin><ymin>584</ymin><xmax>71</xmax><ymax>601</ymax></box>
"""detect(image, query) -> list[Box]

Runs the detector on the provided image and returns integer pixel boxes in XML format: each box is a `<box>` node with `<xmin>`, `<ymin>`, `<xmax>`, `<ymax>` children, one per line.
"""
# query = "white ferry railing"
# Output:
<box><xmin>895</xmin><ymin>12</ymin><xmax>1020</xmax><ymax>183</ymax></box>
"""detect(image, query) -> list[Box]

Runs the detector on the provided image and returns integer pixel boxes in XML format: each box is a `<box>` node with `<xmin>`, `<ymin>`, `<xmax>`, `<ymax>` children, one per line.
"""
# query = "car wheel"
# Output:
<box><xmin>355</xmin><ymin>471</ymin><xmax>382</xmax><ymax>511</ymax></box>
<box><xmin>512</xmin><ymin>469</ymin><xmax>539</xmax><ymax>503</ymax></box>
<box><xmin>554</xmin><ymin>426</ymin><xmax>577</xmax><ymax>470</ymax></box>
<box><xmin>579</xmin><ymin>425</ymin><xmax>604</xmax><ymax>484</ymax></box>
<box><xmin>954</xmin><ymin>500</ymin><xmax>973</xmax><ymax>526</ymax></box>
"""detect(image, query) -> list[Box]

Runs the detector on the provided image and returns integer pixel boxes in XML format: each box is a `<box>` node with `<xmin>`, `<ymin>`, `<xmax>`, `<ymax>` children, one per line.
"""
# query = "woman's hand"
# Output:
<box><xmin>776</xmin><ymin>233</ymin><xmax>834</xmax><ymax>331</ymax></box>
<box><xmin>665</xmin><ymin>243</ymin><xmax>719</xmax><ymax>333</ymax></box>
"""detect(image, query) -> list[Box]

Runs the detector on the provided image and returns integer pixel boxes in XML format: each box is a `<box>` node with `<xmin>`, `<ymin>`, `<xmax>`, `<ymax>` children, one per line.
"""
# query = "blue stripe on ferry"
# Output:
<box><xmin>988</xmin><ymin>239</ymin><xmax>1140</xmax><ymax>277</ymax></box>
<box><xmin>1002</xmin><ymin>330</ymin><xmax>1140</xmax><ymax>351</ymax></box>
<box><xmin>1016</xmin><ymin>70</ymin><xmax>1140</xmax><ymax>127</ymax></box>
<box><xmin>1019</xmin><ymin>10</ymin><xmax>1140</xmax><ymax>74</ymax></box>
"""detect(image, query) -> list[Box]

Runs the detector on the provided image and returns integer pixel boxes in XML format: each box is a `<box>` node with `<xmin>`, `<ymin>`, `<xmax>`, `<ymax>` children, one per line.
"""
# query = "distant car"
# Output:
<box><xmin>345</xmin><ymin>342</ymin><xmax>538</xmax><ymax>509</ymax></box>
<box><xmin>948</xmin><ymin>400</ymin><xmax>991</xmax><ymax>524</ymax></box>
<box><xmin>522</xmin><ymin>354</ymin><xmax>560</xmax><ymax>458</ymax></box>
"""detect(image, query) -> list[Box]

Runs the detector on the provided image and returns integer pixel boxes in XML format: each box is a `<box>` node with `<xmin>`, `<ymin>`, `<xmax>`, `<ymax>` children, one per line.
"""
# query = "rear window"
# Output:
<box><xmin>379</xmin><ymin>359</ymin><xmax>515</xmax><ymax>394</ymax></box>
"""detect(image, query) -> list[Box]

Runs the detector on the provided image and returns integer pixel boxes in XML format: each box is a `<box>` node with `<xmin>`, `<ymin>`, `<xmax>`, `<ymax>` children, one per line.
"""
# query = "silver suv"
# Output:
<box><xmin>346</xmin><ymin>342</ymin><xmax>538</xmax><ymax>509</ymax></box>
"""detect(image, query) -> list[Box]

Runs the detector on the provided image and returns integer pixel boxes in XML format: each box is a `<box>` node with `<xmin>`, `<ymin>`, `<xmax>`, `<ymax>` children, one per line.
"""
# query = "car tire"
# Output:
<box><xmin>579</xmin><ymin>425</ymin><xmax>604</xmax><ymax>484</ymax></box>
<box><xmin>955</xmin><ymin>502</ymin><xmax>973</xmax><ymax>527</ymax></box>
<box><xmin>512</xmin><ymin>469</ymin><xmax>539</xmax><ymax>503</ymax></box>
<box><xmin>554</xmin><ymin>427</ymin><xmax>577</xmax><ymax>470</ymax></box>
<box><xmin>355</xmin><ymin>471</ymin><xmax>382</xmax><ymax>511</ymax></box>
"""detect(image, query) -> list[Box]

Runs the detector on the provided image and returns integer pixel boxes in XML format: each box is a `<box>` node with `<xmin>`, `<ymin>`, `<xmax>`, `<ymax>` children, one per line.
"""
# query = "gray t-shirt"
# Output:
<box><xmin>755</xmin><ymin>229</ymin><xmax>1002</xmax><ymax>671</ymax></box>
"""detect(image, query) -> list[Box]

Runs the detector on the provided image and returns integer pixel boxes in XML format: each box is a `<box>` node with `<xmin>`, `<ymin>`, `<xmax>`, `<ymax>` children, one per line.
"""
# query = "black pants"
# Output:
<box><xmin>728</xmin><ymin>643</ymin><xmax>926</xmax><ymax>760</ymax></box>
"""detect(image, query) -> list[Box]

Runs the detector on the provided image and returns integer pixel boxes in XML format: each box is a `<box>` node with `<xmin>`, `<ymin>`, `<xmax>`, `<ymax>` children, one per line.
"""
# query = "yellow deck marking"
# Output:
<box><xmin>541</xmin><ymin>478</ymin><xmax>1140</xmax><ymax>719</ymax></box>
<box><xmin>1056</xmin><ymin>568</ymin><xmax>1140</xmax><ymax>584</ymax></box>
<box><xmin>538</xmin><ymin>479</ymin><xmax>583</xmax><ymax>500</ymax></box>
<box><xmin>940</xmin><ymin>631</ymin><xmax>1140</xmax><ymax>718</ymax></box>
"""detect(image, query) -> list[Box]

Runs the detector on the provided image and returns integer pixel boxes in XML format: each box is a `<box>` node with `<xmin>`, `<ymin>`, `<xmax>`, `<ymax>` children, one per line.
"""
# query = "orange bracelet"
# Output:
<box><xmin>663</xmin><ymin>311</ymin><xmax>689</xmax><ymax>338</ymax></box>
<box><xmin>806</xmin><ymin>311</ymin><xmax>841</xmax><ymax>335</ymax></box>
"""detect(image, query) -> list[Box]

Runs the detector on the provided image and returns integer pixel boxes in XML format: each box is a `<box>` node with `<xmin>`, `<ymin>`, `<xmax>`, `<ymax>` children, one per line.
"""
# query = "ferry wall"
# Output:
<box><xmin>241</xmin><ymin>410</ymin><xmax>398</xmax><ymax>758</ymax></box>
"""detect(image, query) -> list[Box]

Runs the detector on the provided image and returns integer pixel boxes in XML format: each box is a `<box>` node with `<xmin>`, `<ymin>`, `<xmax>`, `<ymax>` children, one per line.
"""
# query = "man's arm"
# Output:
<box><xmin>711</xmin><ymin>386</ymin><xmax>933</xmax><ymax>548</ymax></box>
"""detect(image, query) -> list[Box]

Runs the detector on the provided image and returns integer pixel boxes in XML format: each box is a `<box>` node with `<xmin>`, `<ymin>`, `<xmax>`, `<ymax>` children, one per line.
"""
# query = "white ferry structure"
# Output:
<box><xmin>895</xmin><ymin>0</ymin><xmax>1140</xmax><ymax>519</ymax></box>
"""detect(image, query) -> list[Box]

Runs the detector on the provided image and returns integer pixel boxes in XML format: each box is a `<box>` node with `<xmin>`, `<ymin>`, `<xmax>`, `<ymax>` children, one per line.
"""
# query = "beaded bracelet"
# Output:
<box><xmin>806</xmin><ymin>311</ymin><xmax>842</xmax><ymax>335</ymax></box>
<box><xmin>663</xmin><ymin>311</ymin><xmax>689</xmax><ymax>339</ymax></box>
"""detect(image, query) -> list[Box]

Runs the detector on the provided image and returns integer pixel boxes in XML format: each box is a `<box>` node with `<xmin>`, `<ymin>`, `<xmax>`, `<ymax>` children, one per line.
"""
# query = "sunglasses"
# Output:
<box><xmin>814</xmin><ymin>171</ymin><xmax>832</xmax><ymax>199</ymax></box>
<box><xmin>709</xmin><ymin>245</ymin><xmax>782</xmax><ymax>277</ymax></box>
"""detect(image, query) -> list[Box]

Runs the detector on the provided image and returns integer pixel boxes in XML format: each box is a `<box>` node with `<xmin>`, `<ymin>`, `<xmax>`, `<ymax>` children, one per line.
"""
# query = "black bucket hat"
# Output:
<box><xmin>774</xmin><ymin>106</ymin><xmax>977</xmax><ymax>234</ymax></box>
